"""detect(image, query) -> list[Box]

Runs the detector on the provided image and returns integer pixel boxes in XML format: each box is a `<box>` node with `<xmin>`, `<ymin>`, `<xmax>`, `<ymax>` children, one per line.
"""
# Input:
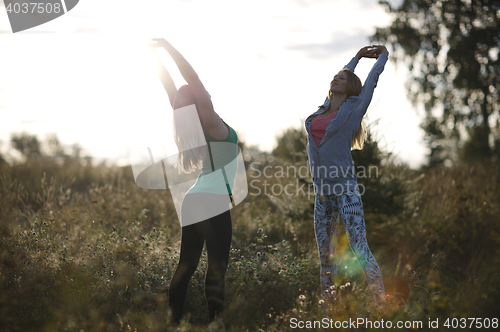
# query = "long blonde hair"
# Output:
<box><xmin>328</xmin><ymin>68</ymin><xmax>367</xmax><ymax>150</ymax></box>
<box><xmin>172</xmin><ymin>85</ymin><xmax>207</xmax><ymax>173</ymax></box>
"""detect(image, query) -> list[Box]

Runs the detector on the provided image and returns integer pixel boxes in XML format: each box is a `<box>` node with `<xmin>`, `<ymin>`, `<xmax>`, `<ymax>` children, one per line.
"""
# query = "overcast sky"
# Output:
<box><xmin>0</xmin><ymin>0</ymin><xmax>426</xmax><ymax>167</ymax></box>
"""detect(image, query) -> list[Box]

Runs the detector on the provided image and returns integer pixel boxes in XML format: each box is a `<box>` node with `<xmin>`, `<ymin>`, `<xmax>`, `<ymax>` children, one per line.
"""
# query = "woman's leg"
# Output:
<box><xmin>169</xmin><ymin>222</ymin><xmax>204</xmax><ymax>323</ymax></box>
<box><xmin>336</xmin><ymin>191</ymin><xmax>385</xmax><ymax>302</ymax></box>
<box><xmin>203</xmin><ymin>209</ymin><xmax>232</xmax><ymax>321</ymax></box>
<box><xmin>314</xmin><ymin>195</ymin><xmax>340</xmax><ymax>303</ymax></box>
<box><xmin>169</xmin><ymin>194</ymin><xmax>206</xmax><ymax>323</ymax></box>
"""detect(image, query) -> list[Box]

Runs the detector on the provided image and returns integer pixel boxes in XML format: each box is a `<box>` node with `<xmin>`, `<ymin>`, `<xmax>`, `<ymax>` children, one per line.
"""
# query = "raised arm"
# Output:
<box><xmin>356</xmin><ymin>45</ymin><xmax>389</xmax><ymax>114</ymax></box>
<box><xmin>152</xmin><ymin>39</ymin><xmax>198</xmax><ymax>82</ymax></box>
<box><xmin>151</xmin><ymin>38</ymin><xmax>220</xmax><ymax>127</ymax></box>
<box><xmin>344</xmin><ymin>45</ymin><xmax>380</xmax><ymax>72</ymax></box>
<box><xmin>149</xmin><ymin>44</ymin><xmax>177</xmax><ymax>108</ymax></box>
<box><xmin>319</xmin><ymin>46</ymin><xmax>380</xmax><ymax>108</ymax></box>
<box><xmin>151</xmin><ymin>38</ymin><xmax>213</xmax><ymax>111</ymax></box>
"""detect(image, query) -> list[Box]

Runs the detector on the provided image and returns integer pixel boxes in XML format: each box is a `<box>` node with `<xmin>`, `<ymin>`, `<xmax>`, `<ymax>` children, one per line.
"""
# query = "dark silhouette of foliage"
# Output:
<box><xmin>272</xmin><ymin>126</ymin><xmax>408</xmax><ymax>223</ymax></box>
<box><xmin>11</xmin><ymin>133</ymin><xmax>41</xmax><ymax>160</ymax></box>
<box><xmin>372</xmin><ymin>0</ymin><xmax>500</xmax><ymax>166</ymax></box>
<box><xmin>1</xmin><ymin>131</ymin><xmax>500</xmax><ymax>330</ymax></box>
<box><xmin>272</xmin><ymin>127</ymin><xmax>308</xmax><ymax>164</ymax></box>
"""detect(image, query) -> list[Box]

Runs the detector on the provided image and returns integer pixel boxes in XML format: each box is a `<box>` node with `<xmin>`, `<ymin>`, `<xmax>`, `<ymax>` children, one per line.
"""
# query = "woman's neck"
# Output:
<box><xmin>327</xmin><ymin>95</ymin><xmax>347</xmax><ymax>114</ymax></box>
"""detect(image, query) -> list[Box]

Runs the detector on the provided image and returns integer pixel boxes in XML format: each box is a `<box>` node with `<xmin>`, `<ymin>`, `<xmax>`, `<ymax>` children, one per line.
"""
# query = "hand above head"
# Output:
<box><xmin>369</xmin><ymin>45</ymin><xmax>389</xmax><ymax>58</ymax></box>
<box><xmin>355</xmin><ymin>45</ymin><xmax>389</xmax><ymax>60</ymax></box>
<box><xmin>150</xmin><ymin>38</ymin><xmax>170</xmax><ymax>48</ymax></box>
<box><xmin>147</xmin><ymin>42</ymin><xmax>158</xmax><ymax>52</ymax></box>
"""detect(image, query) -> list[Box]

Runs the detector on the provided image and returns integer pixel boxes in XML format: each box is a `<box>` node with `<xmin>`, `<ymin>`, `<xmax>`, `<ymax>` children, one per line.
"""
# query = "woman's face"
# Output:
<box><xmin>329</xmin><ymin>71</ymin><xmax>348</xmax><ymax>95</ymax></box>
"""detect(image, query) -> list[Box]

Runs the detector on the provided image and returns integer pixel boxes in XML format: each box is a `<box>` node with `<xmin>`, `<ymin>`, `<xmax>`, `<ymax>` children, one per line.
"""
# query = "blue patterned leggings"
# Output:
<box><xmin>314</xmin><ymin>191</ymin><xmax>385</xmax><ymax>303</ymax></box>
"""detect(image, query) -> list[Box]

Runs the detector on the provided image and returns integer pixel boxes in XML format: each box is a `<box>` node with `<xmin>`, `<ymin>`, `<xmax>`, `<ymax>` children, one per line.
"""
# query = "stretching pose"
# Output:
<box><xmin>305</xmin><ymin>45</ymin><xmax>389</xmax><ymax>305</ymax></box>
<box><xmin>150</xmin><ymin>38</ymin><xmax>237</xmax><ymax>327</ymax></box>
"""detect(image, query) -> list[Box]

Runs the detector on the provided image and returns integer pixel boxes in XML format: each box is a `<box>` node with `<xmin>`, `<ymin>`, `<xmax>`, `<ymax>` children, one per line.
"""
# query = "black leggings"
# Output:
<box><xmin>169</xmin><ymin>194</ymin><xmax>232</xmax><ymax>323</ymax></box>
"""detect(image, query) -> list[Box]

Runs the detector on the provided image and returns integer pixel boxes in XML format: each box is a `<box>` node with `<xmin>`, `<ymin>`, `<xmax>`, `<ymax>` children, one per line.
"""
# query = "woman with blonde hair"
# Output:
<box><xmin>305</xmin><ymin>45</ymin><xmax>389</xmax><ymax>306</ymax></box>
<box><xmin>150</xmin><ymin>38</ymin><xmax>237</xmax><ymax>329</ymax></box>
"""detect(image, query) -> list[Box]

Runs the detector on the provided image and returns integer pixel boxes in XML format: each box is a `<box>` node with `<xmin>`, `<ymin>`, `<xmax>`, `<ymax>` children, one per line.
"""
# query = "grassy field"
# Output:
<box><xmin>1</xmin><ymin>137</ymin><xmax>500</xmax><ymax>331</ymax></box>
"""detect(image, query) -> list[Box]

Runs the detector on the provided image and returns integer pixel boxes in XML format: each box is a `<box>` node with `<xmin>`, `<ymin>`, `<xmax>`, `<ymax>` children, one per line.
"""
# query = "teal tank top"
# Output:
<box><xmin>186</xmin><ymin>124</ymin><xmax>238</xmax><ymax>195</ymax></box>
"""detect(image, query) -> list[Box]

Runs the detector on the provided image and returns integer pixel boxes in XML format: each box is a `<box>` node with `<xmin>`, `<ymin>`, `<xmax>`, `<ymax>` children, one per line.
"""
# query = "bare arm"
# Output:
<box><xmin>151</xmin><ymin>38</ymin><xmax>213</xmax><ymax>110</ymax></box>
<box><xmin>150</xmin><ymin>38</ymin><xmax>221</xmax><ymax>131</ymax></box>
<box><xmin>149</xmin><ymin>45</ymin><xmax>177</xmax><ymax>108</ymax></box>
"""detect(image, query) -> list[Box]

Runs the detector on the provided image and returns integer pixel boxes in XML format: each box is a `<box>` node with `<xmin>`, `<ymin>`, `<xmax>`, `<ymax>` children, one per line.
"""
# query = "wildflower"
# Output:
<box><xmin>153</xmin><ymin>227</ymin><xmax>156</xmax><ymax>232</ymax></box>
<box><xmin>124</xmin><ymin>238</ymin><xmax>127</xmax><ymax>242</ymax></box>
<box><xmin>299</xmin><ymin>294</ymin><xmax>306</xmax><ymax>300</ymax></box>
<box><xmin>340</xmin><ymin>285</ymin><xmax>345</xmax><ymax>290</ymax></box>
<box><xmin>257</xmin><ymin>252</ymin><xmax>261</xmax><ymax>257</ymax></box>
<box><xmin>257</xmin><ymin>228</ymin><xmax>263</xmax><ymax>232</ymax></box>
<box><xmin>345</xmin><ymin>282</ymin><xmax>351</xmax><ymax>287</ymax></box>
<box><xmin>291</xmin><ymin>262</ymin><xmax>295</xmax><ymax>266</ymax></box>
<box><xmin>241</xmin><ymin>255</ymin><xmax>244</xmax><ymax>259</ymax></box>
<box><xmin>93</xmin><ymin>252</ymin><xmax>97</xmax><ymax>255</ymax></box>
<box><xmin>263</xmin><ymin>262</ymin><xmax>267</xmax><ymax>266</ymax></box>
<box><xmin>330</xmin><ymin>285</ymin><xmax>336</xmax><ymax>290</ymax></box>
<box><xmin>318</xmin><ymin>299</ymin><xmax>325</xmax><ymax>305</ymax></box>
<box><xmin>251</xmin><ymin>256</ymin><xmax>255</xmax><ymax>259</ymax></box>
<box><xmin>65</xmin><ymin>236</ymin><xmax>69</xmax><ymax>240</ymax></box>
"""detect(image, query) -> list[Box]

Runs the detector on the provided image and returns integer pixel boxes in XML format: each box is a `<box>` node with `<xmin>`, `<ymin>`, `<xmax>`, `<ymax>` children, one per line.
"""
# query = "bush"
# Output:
<box><xmin>1</xmin><ymin>133</ymin><xmax>499</xmax><ymax>331</ymax></box>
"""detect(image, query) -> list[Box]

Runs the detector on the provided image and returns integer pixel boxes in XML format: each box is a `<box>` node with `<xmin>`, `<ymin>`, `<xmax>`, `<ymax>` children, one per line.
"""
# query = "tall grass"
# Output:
<box><xmin>1</xmin><ymin>137</ymin><xmax>499</xmax><ymax>331</ymax></box>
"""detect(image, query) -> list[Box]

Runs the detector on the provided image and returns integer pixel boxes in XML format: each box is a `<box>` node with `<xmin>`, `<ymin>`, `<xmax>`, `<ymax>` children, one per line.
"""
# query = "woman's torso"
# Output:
<box><xmin>187</xmin><ymin>122</ymin><xmax>238</xmax><ymax>195</ymax></box>
<box><xmin>310</xmin><ymin>111</ymin><xmax>337</xmax><ymax>147</ymax></box>
<box><xmin>305</xmin><ymin>98</ymin><xmax>363</xmax><ymax>195</ymax></box>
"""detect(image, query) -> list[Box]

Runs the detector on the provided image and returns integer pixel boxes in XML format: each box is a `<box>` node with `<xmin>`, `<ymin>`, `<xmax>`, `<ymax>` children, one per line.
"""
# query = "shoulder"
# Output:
<box><xmin>341</xmin><ymin>96</ymin><xmax>361</xmax><ymax>109</ymax></box>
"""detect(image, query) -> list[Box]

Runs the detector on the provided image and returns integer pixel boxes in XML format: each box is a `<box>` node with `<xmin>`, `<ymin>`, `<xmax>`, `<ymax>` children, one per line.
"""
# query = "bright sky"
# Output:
<box><xmin>0</xmin><ymin>0</ymin><xmax>427</xmax><ymax>167</ymax></box>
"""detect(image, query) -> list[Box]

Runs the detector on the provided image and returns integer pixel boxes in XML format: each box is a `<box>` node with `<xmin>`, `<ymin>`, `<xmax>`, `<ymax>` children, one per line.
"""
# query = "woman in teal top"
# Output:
<box><xmin>186</xmin><ymin>124</ymin><xmax>238</xmax><ymax>196</ymax></box>
<box><xmin>150</xmin><ymin>38</ymin><xmax>238</xmax><ymax>328</ymax></box>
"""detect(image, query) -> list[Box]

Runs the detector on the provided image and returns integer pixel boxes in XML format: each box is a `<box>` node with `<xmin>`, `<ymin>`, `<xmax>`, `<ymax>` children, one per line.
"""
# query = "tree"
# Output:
<box><xmin>272</xmin><ymin>127</ymin><xmax>308</xmax><ymax>164</ymax></box>
<box><xmin>272</xmin><ymin>126</ymin><xmax>407</xmax><ymax>222</ymax></box>
<box><xmin>372</xmin><ymin>0</ymin><xmax>500</xmax><ymax>166</ymax></box>
<box><xmin>11</xmin><ymin>133</ymin><xmax>41</xmax><ymax>160</ymax></box>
